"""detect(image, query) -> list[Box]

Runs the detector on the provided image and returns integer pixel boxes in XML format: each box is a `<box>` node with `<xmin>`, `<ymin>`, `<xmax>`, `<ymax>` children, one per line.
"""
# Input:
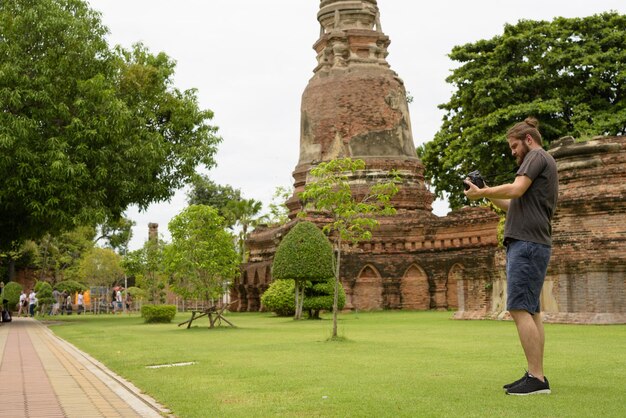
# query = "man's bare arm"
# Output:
<box><xmin>464</xmin><ymin>175</ymin><xmax>532</xmax><ymax>211</ymax></box>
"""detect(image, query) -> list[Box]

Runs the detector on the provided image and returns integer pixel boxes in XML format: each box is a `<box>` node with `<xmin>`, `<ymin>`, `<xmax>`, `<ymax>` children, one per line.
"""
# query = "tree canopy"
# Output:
<box><xmin>165</xmin><ymin>205</ymin><xmax>239</xmax><ymax>303</ymax></box>
<box><xmin>419</xmin><ymin>12</ymin><xmax>626</xmax><ymax>209</ymax></box>
<box><xmin>186</xmin><ymin>175</ymin><xmax>242</xmax><ymax>227</ymax></box>
<box><xmin>0</xmin><ymin>0</ymin><xmax>221</xmax><ymax>249</ymax></box>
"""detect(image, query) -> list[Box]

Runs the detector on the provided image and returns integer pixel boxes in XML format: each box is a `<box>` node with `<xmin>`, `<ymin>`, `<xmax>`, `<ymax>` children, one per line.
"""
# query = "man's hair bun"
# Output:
<box><xmin>524</xmin><ymin>117</ymin><xmax>539</xmax><ymax>129</ymax></box>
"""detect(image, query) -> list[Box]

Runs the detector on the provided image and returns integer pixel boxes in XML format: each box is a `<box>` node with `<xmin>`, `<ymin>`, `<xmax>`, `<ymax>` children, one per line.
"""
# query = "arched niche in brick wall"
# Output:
<box><xmin>260</xmin><ymin>265</ymin><xmax>269</xmax><ymax>285</ymax></box>
<box><xmin>447</xmin><ymin>263</ymin><xmax>465</xmax><ymax>311</ymax></box>
<box><xmin>401</xmin><ymin>264</ymin><xmax>430</xmax><ymax>310</ymax></box>
<box><xmin>352</xmin><ymin>265</ymin><xmax>383</xmax><ymax>311</ymax></box>
<box><xmin>253</xmin><ymin>270</ymin><xmax>260</xmax><ymax>286</ymax></box>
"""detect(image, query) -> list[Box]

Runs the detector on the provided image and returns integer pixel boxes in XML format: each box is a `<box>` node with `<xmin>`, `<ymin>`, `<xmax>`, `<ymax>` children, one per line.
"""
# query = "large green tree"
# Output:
<box><xmin>164</xmin><ymin>205</ymin><xmax>239</xmax><ymax>304</ymax></box>
<box><xmin>0</xmin><ymin>0</ymin><xmax>221</xmax><ymax>249</ymax></box>
<box><xmin>420</xmin><ymin>12</ymin><xmax>626</xmax><ymax>209</ymax></box>
<box><xmin>186</xmin><ymin>175</ymin><xmax>243</xmax><ymax>227</ymax></box>
<box><xmin>78</xmin><ymin>247</ymin><xmax>124</xmax><ymax>288</ymax></box>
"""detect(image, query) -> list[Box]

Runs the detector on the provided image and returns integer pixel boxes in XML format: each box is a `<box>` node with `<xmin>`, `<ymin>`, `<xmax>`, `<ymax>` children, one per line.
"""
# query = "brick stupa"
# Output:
<box><xmin>231</xmin><ymin>0</ymin><xmax>501</xmax><ymax>313</ymax></box>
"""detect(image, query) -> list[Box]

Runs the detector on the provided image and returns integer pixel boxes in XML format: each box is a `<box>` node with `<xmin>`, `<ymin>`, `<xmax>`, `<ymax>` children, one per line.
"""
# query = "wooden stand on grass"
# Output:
<box><xmin>178</xmin><ymin>300</ymin><xmax>238</xmax><ymax>329</ymax></box>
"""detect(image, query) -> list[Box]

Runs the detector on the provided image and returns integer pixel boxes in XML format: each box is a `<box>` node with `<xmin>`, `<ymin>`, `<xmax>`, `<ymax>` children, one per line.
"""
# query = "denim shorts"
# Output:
<box><xmin>506</xmin><ymin>239</ymin><xmax>551</xmax><ymax>314</ymax></box>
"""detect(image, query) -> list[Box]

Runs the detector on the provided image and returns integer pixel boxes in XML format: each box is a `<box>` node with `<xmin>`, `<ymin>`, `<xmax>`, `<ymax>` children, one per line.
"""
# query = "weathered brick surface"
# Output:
<box><xmin>233</xmin><ymin>1</ymin><xmax>501</xmax><ymax>316</ymax></box>
<box><xmin>544</xmin><ymin>136</ymin><xmax>626</xmax><ymax>323</ymax></box>
<box><xmin>232</xmin><ymin>2</ymin><xmax>626</xmax><ymax>325</ymax></box>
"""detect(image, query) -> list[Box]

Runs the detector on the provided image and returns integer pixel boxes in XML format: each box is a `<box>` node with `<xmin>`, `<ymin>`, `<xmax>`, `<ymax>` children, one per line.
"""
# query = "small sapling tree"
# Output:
<box><xmin>299</xmin><ymin>158</ymin><xmax>399</xmax><ymax>338</ymax></box>
<box><xmin>165</xmin><ymin>205</ymin><xmax>239</xmax><ymax>306</ymax></box>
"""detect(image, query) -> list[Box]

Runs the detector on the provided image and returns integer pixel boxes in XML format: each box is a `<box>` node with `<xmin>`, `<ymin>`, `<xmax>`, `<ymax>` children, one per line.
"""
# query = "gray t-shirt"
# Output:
<box><xmin>504</xmin><ymin>148</ymin><xmax>558</xmax><ymax>246</ymax></box>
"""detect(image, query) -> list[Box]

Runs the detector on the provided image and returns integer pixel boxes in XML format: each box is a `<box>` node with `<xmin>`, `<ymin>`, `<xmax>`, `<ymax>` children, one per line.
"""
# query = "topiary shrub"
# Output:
<box><xmin>304</xmin><ymin>276</ymin><xmax>346</xmax><ymax>319</ymax></box>
<box><xmin>55</xmin><ymin>280</ymin><xmax>88</xmax><ymax>295</ymax></box>
<box><xmin>272</xmin><ymin>221</ymin><xmax>335</xmax><ymax>319</ymax></box>
<box><xmin>140</xmin><ymin>304</ymin><xmax>177</xmax><ymax>323</ymax></box>
<box><xmin>272</xmin><ymin>221</ymin><xmax>334</xmax><ymax>281</ymax></box>
<box><xmin>3</xmin><ymin>282</ymin><xmax>22</xmax><ymax>312</ymax></box>
<box><xmin>34</xmin><ymin>281</ymin><xmax>53</xmax><ymax>315</ymax></box>
<box><xmin>261</xmin><ymin>279</ymin><xmax>296</xmax><ymax>317</ymax></box>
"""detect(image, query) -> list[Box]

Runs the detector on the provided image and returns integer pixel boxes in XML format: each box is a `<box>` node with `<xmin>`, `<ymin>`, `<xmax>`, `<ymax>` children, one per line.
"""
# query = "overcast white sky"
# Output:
<box><xmin>86</xmin><ymin>0</ymin><xmax>626</xmax><ymax>250</ymax></box>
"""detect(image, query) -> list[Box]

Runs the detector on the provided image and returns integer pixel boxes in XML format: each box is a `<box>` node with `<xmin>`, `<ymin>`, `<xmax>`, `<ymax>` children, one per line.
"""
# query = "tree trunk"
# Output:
<box><xmin>332</xmin><ymin>238</ymin><xmax>342</xmax><ymax>338</ymax></box>
<box><xmin>8</xmin><ymin>258</ymin><xmax>16</xmax><ymax>282</ymax></box>
<box><xmin>294</xmin><ymin>281</ymin><xmax>300</xmax><ymax>320</ymax></box>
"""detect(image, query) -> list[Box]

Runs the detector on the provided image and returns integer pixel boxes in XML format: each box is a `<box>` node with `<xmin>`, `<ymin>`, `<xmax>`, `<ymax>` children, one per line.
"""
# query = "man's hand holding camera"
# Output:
<box><xmin>463</xmin><ymin>170</ymin><xmax>486</xmax><ymax>200</ymax></box>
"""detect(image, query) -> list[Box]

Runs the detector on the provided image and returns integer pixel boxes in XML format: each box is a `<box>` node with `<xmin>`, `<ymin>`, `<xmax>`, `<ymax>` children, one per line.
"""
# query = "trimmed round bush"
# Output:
<box><xmin>272</xmin><ymin>221</ymin><xmax>334</xmax><ymax>282</ymax></box>
<box><xmin>34</xmin><ymin>281</ymin><xmax>53</xmax><ymax>314</ymax></box>
<box><xmin>261</xmin><ymin>279</ymin><xmax>296</xmax><ymax>317</ymax></box>
<box><xmin>3</xmin><ymin>281</ymin><xmax>22</xmax><ymax>312</ymax></box>
<box><xmin>141</xmin><ymin>304</ymin><xmax>177</xmax><ymax>323</ymax></box>
<box><xmin>303</xmin><ymin>277</ymin><xmax>346</xmax><ymax>312</ymax></box>
<box><xmin>55</xmin><ymin>280</ymin><xmax>88</xmax><ymax>295</ymax></box>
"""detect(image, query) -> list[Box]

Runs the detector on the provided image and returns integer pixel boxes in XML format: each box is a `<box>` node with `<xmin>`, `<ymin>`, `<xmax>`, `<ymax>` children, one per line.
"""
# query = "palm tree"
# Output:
<box><xmin>225</xmin><ymin>199</ymin><xmax>267</xmax><ymax>262</ymax></box>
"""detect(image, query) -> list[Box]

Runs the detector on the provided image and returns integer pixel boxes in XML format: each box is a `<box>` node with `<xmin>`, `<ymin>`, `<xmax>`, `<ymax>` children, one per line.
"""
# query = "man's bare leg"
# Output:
<box><xmin>510</xmin><ymin>309</ymin><xmax>545</xmax><ymax>381</ymax></box>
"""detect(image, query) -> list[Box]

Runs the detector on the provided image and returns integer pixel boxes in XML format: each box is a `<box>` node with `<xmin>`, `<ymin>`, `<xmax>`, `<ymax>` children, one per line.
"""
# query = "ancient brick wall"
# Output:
<box><xmin>233</xmin><ymin>2</ymin><xmax>625</xmax><ymax>325</ymax></box>
<box><xmin>542</xmin><ymin>136</ymin><xmax>626</xmax><ymax>323</ymax></box>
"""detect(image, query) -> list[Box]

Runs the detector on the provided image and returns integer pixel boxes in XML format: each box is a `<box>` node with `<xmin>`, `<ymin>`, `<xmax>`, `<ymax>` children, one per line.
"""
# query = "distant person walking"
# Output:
<box><xmin>28</xmin><ymin>289</ymin><xmax>37</xmax><ymax>317</ymax></box>
<box><xmin>115</xmin><ymin>288</ymin><xmax>123</xmax><ymax>314</ymax></box>
<box><xmin>18</xmin><ymin>290</ymin><xmax>28</xmax><ymax>317</ymax></box>
<box><xmin>52</xmin><ymin>287</ymin><xmax>60</xmax><ymax>315</ymax></box>
<box><xmin>77</xmin><ymin>291</ymin><xmax>84</xmax><ymax>315</ymax></box>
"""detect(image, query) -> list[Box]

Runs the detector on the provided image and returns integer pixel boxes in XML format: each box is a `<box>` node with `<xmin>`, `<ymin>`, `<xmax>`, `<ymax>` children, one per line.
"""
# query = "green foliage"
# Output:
<box><xmin>125</xmin><ymin>286</ymin><xmax>145</xmax><ymax>301</ymax></box>
<box><xmin>3</xmin><ymin>281</ymin><xmax>22</xmax><ymax>310</ymax></box>
<box><xmin>33</xmin><ymin>226</ymin><xmax>96</xmax><ymax>282</ymax></box>
<box><xmin>140</xmin><ymin>304</ymin><xmax>177</xmax><ymax>323</ymax></box>
<box><xmin>55</xmin><ymin>279</ymin><xmax>87</xmax><ymax>295</ymax></box>
<box><xmin>0</xmin><ymin>0</ymin><xmax>221</xmax><ymax>248</ymax></box>
<box><xmin>421</xmin><ymin>12</ymin><xmax>626</xmax><ymax>209</ymax></box>
<box><xmin>165</xmin><ymin>205</ymin><xmax>239</xmax><ymax>303</ymax></box>
<box><xmin>261</xmin><ymin>279</ymin><xmax>296</xmax><ymax>317</ymax></box>
<box><xmin>267</xmin><ymin>186</ymin><xmax>292</xmax><ymax>227</ymax></box>
<box><xmin>272</xmin><ymin>221</ymin><xmax>334</xmax><ymax>282</ymax></box>
<box><xmin>186</xmin><ymin>175</ymin><xmax>242</xmax><ymax>227</ymax></box>
<box><xmin>34</xmin><ymin>281</ymin><xmax>53</xmax><ymax>313</ymax></box>
<box><xmin>299</xmin><ymin>158</ymin><xmax>399</xmax><ymax>244</ymax></box>
<box><xmin>225</xmin><ymin>198</ymin><xmax>267</xmax><ymax>262</ymax></box>
<box><xmin>78</xmin><ymin>247</ymin><xmax>124</xmax><ymax>287</ymax></box>
<box><xmin>95</xmin><ymin>216</ymin><xmax>135</xmax><ymax>253</ymax></box>
<box><xmin>303</xmin><ymin>277</ymin><xmax>346</xmax><ymax>313</ymax></box>
<box><xmin>299</xmin><ymin>158</ymin><xmax>399</xmax><ymax>334</ymax></box>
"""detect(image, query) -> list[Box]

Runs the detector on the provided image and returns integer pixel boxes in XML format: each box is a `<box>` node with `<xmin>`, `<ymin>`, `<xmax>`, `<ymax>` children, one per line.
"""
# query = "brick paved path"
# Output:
<box><xmin>0</xmin><ymin>318</ymin><xmax>170</xmax><ymax>418</ymax></box>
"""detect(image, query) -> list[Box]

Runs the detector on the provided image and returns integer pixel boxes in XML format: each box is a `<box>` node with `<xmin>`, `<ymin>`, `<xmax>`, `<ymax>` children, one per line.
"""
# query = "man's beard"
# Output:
<box><xmin>516</xmin><ymin>141</ymin><xmax>530</xmax><ymax>165</ymax></box>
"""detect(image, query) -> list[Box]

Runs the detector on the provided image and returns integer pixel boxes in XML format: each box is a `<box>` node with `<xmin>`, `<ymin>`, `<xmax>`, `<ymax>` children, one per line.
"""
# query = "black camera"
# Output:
<box><xmin>463</xmin><ymin>170</ymin><xmax>485</xmax><ymax>190</ymax></box>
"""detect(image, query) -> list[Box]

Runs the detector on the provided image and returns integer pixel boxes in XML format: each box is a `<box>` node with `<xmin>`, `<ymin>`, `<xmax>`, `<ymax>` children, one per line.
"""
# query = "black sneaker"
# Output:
<box><xmin>506</xmin><ymin>375</ymin><xmax>551</xmax><ymax>395</ymax></box>
<box><xmin>503</xmin><ymin>371</ymin><xmax>529</xmax><ymax>390</ymax></box>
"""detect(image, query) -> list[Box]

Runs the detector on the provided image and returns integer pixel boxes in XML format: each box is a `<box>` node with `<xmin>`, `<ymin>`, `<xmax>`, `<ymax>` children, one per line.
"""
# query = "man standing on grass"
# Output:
<box><xmin>464</xmin><ymin>117</ymin><xmax>558</xmax><ymax>395</ymax></box>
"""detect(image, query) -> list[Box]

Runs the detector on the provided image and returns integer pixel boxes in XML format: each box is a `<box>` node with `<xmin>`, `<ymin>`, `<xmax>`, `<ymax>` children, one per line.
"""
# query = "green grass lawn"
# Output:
<box><xmin>47</xmin><ymin>311</ymin><xmax>625</xmax><ymax>418</ymax></box>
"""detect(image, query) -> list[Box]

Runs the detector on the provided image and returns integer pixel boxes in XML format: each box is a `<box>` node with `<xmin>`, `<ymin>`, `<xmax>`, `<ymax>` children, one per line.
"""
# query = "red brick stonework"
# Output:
<box><xmin>231</xmin><ymin>0</ymin><xmax>501</xmax><ymax>315</ymax></box>
<box><xmin>231</xmin><ymin>2</ymin><xmax>626</xmax><ymax>325</ymax></box>
<box><xmin>544</xmin><ymin>136</ymin><xmax>626</xmax><ymax>323</ymax></box>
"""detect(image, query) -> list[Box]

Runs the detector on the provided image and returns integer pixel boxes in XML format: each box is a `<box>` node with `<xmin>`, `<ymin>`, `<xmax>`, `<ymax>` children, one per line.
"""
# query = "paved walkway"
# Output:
<box><xmin>0</xmin><ymin>317</ymin><xmax>171</xmax><ymax>418</ymax></box>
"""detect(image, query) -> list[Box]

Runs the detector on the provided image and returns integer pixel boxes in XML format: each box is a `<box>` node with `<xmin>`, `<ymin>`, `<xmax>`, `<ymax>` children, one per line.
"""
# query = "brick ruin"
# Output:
<box><xmin>543</xmin><ymin>137</ymin><xmax>625</xmax><ymax>323</ymax></box>
<box><xmin>231</xmin><ymin>0</ymin><xmax>501</xmax><ymax>315</ymax></box>
<box><xmin>459</xmin><ymin>136</ymin><xmax>626</xmax><ymax>324</ymax></box>
<box><xmin>230</xmin><ymin>0</ymin><xmax>626</xmax><ymax>324</ymax></box>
